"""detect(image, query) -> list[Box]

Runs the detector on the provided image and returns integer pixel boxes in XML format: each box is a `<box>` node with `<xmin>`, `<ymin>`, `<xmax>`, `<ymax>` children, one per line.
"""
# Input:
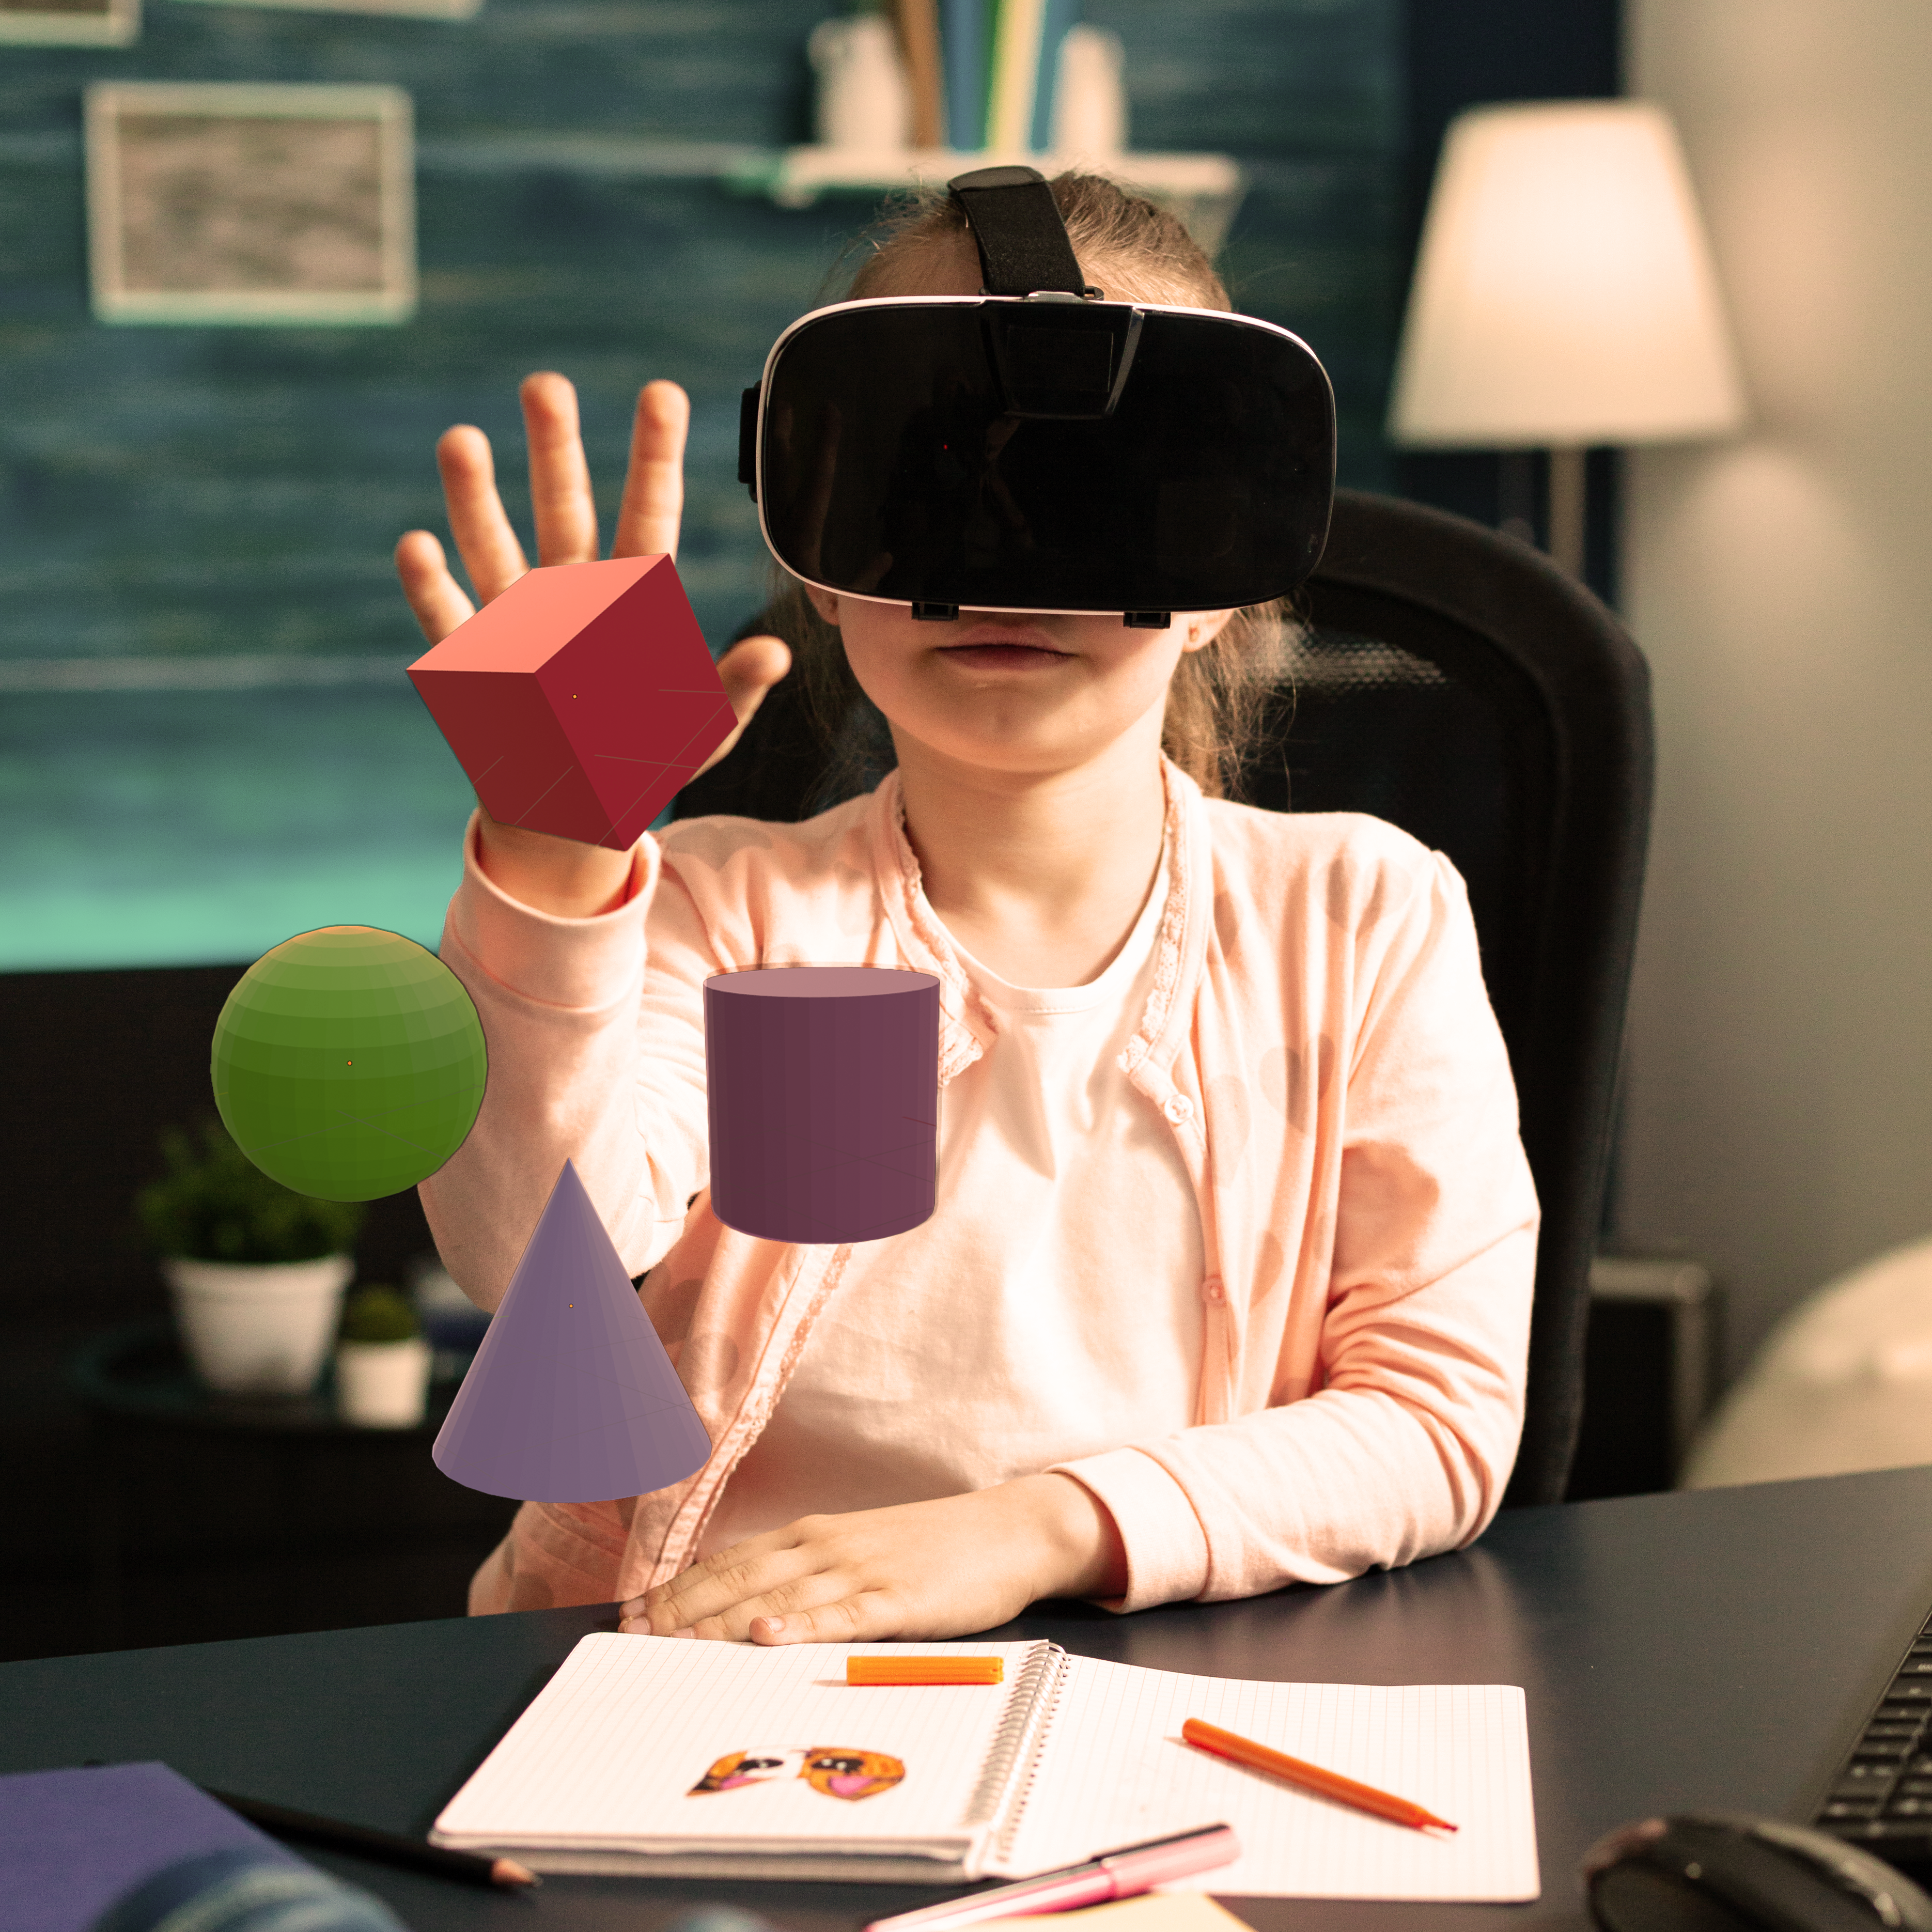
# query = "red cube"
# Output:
<box><xmin>408</xmin><ymin>555</ymin><xmax>735</xmax><ymax>850</ymax></box>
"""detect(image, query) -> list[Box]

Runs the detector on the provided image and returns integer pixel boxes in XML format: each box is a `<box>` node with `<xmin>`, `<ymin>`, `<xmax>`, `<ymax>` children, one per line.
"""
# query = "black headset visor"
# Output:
<box><xmin>741</xmin><ymin>294</ymin><xmax>1336</xmax><ymax>621</ymax></box>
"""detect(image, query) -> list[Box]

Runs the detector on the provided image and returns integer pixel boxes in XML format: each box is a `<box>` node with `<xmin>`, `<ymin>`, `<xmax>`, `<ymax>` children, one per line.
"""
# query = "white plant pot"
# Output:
<box><xmin>335</xmin><ymin>1337</ymin><xmax>433</xmax><ymax>1428</ymax></box>
<box><xmin>163</xmin><ymin>1254</ymin><xmax>355</xmax><ymax>1396</ymax></box>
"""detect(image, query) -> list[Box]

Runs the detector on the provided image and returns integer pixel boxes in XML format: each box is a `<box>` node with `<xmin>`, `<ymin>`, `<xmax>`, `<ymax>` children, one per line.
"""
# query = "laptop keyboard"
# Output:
<box><xmin>1817</xmin><ymin>1609</ymin><xmax>1932</xmax><ymax>1875</ymax></box>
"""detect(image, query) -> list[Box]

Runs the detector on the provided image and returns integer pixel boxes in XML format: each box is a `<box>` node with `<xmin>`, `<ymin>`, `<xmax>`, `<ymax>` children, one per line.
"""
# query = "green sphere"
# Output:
<box><xmin>212</xmin><ymin>926</ymin><xmax>487</xmax><ymax>1203</ymax></box>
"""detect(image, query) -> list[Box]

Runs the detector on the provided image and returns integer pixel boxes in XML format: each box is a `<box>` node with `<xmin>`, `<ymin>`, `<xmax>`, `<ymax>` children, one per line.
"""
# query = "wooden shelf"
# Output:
<box><xmin>731</xmin><ymin>147</ymin><xmax>1247</xmax><ymax>254</ymax></box>
<box><xmin>408</xmin><ymin>137</ymin><xmax>1245</xmax><ymax>254</ymax></box>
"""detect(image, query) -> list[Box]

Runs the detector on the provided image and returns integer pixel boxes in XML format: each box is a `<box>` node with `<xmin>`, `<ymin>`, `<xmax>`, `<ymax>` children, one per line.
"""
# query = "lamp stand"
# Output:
<box><xmin>1547</xmin><ymin>444</ymin><xmax>1586</xmax><ymax>578</ymax></box>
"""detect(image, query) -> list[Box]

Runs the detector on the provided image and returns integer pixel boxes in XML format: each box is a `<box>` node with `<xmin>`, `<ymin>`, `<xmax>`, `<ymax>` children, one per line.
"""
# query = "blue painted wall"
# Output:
<box><xmin>0</xmin><ymin>0</ymin><xmax>1402</xmax><ymax>969</ymax></box>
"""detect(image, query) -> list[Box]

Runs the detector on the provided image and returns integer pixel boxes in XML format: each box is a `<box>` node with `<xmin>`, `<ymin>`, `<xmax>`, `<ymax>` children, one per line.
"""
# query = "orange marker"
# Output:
<box><xmin>1180</xmin><ymin>1717</ymin><xmax>1457</xmax><ymax>1833</ymax></box>
<box><xmin>847</xmin><ymin>1656</ymin><xmax>1004</xmax><ymax>1686</ymax></box>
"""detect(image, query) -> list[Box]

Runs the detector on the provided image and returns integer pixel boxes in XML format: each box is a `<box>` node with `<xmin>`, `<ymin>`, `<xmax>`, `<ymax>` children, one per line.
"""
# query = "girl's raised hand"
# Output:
<box><xmin>394</xmin><ymin>373</ymin><xmax>791</xmax><ymax>913</ymax></box>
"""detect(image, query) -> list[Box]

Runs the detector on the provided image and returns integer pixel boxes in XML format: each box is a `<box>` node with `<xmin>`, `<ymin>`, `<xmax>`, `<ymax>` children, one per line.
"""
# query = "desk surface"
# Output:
<box><xmin>7</xmin><ymin>1468</ymin><xmax>1932</xmax><ymax>1932</ymax></box>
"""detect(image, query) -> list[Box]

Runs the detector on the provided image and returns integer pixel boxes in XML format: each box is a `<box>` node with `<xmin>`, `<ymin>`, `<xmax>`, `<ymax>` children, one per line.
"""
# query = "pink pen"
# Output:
<box><xmin>861</xmin><ymin>1823</ymin><xmax>1241</xmax><ymax>1932</ymax></box>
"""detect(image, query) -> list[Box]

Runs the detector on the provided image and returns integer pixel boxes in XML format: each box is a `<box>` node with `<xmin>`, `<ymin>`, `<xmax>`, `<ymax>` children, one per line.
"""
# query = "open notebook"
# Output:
<box><xmin>431</xmin><ymin>1635</ymin><xmax>1538</xmax><ymax>1902</ymax></box>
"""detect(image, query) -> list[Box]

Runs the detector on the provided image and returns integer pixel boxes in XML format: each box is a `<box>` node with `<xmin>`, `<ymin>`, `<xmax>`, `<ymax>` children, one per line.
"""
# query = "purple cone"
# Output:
<box><xmin>431</xmin><ymin>1160</ymin><xmax>712</xmax><ymax>1503</ymax></box>
<box><xmin>705</xmin><ymin>966</ymin><xmax>940</xmax><ymax>1243</ymax></box>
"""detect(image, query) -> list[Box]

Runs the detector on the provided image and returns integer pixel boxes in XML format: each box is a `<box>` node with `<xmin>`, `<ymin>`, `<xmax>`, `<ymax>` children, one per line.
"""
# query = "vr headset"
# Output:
<box><xmin>738</xmin><ymin>165</ymin><xmax>1337</xmax><ymax>628</ymax></box>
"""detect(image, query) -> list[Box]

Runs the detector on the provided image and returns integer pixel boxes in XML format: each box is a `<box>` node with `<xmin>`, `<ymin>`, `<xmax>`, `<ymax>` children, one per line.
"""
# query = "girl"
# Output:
<box><xmin>395</xmin><ymin>175</ymin><xmax>1538</xmax><ymax>1646</ymax></box>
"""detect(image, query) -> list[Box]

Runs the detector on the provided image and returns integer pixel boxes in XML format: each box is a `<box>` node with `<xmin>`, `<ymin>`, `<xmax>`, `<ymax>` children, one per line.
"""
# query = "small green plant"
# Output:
<box><xmin>338</xmin><ymin>1284</ymin><xmax>422</xmax><ymax>1345</ymax></box>
<box><xmin>136</xmin><ymin>1119</ymin><xmax>365</xmax><ymax>1264</ymax></box>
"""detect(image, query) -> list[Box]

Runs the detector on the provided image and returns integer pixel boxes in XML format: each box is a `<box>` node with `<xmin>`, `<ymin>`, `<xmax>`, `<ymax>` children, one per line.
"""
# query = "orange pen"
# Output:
<box><xmin>847</xmin><ymin>1656</ymin><xmax>1004</xmax><ymax>1686</ymax></box>
<box><xmin>1180</xmin><ymin>1717</ymin><xmax>1458</xmax><ymax>1833</ymax></box>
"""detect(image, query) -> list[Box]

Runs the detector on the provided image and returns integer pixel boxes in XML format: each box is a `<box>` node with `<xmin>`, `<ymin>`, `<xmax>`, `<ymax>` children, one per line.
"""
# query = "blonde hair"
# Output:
<box><xmin>774</xmin><ymin>170</ymin><xmax>1293</xmax><ymax>805</ymax></box>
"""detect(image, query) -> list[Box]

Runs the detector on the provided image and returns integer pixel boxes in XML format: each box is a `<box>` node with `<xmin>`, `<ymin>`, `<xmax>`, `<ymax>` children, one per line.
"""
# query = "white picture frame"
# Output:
<box><xmin>0</xmin><ymin>0</ymin><xmax>139</xmax><ymax>48</ymax></box>
<box><xmin>85</xmin><ymin>82</ymin><xmax>417</xmax><ymax>326</ymax></box>
<box><xmin>171</xmin><ymin>0</ymin><xmax>479</xmax><ymax>16</ymax></box>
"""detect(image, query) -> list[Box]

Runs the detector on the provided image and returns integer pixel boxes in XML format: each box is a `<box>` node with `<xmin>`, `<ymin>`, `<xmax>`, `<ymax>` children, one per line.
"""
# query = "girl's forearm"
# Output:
<box><xmin>474</xmin><ymin>807</ymin><xmax>636</xmax><ymax>917</ymax></box>
<box><xmin>1011</xmin><ymin>1472</ymin><xmax>1130</xmax><ymax>1602</ymax></box>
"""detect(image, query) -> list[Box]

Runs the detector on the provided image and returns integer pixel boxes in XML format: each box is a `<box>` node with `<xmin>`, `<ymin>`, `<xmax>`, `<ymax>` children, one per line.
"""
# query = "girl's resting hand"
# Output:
<box><xmin>617</xmin><ymin>1474</ymin><xmax>1129</xmax><ymax>1643</ymax></box>
<box><xmin>394</xmin><ymin>373</ymin><xmax>791</xmax><ymax>915</ymax></box>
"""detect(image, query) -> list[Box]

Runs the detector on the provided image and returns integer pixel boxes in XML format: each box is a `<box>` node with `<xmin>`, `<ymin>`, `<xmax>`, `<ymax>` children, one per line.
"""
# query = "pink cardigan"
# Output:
<box><xmin>422</xmin><ymin>758</ymin><xmax>1539</xmax><ymax>1616</ymax></box>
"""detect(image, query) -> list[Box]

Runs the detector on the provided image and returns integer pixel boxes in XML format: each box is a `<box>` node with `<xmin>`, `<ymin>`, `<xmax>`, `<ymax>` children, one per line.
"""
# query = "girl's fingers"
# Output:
<box><xmin>521</xmin><ymin>371</ymin><xmax>601</xmax><ymax>566</ymax></box>
<box><xmin>717</xmin><ymin>634</ymin><xmax>791</xmax><ymax>711</ymax></box>
<box><xmin>632</xmin><ymin>1539</ymin><xmax>805</xmax><ymax>1636</ymax></box>
<box><xmin>671</xmin><ymin>1571</ymin><xmax>879</xmax><ymax>1645</ymax></box>
<box><xmin>430</xmin><ymin>371</ymin><xmax>691</xmax><ymax>615</ymax></box>
<box><xmin>691</xmin><ymin>634</ymin><xmax>792</xmax><ymax>782</ymax></box>
<box><xmin>614</xmin><ymin>380</ymin><xmax>690</xmax><ymax>562</ymax></box>
<box><xmin>394</xmin><ymin>529</ymin><xmax>478</xmax><ymax>646</ymax></box>
<box><xmin>437</xmin><ymin>424</ymin><xmax>529</xmax><ymax>605</ymax></box>
<box><xmin>749</xmin><ymin>1596</ymin><xmax>887</xmax><ymax>1646</ymax></box>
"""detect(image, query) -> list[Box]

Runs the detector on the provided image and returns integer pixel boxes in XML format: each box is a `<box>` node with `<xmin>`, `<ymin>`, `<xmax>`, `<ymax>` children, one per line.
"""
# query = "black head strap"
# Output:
<box><xmin>947</xmin><ymin>165</ymin><xmax>1095</xmax><ymax>298</ymax></box>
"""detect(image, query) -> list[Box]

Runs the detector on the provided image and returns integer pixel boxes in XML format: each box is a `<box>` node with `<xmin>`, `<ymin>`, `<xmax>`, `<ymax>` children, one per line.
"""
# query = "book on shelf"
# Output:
<box><xmin>986</xmin><ymin>0</ymin><xmax>1081</xmax><ymax>158</ymax></box>
<box><xmin>984</xmin><ymin>0</ymin><xmax>1043</xmax><ymax>152</ymax></box>
<box><xmin>940</xmin><ymin>0</ymin><xmax>989</xmax><ymax>151</ymax></box>
<box><xmin>891</xmin><ymin>0</ymin><xmax>946</xmax><ymax>150</ymax></box>
<box><xmin>1030</xmin><ymin>0</ymin><xmax>1081</xmax><ymax>153</ymax></box>
<box><xmin>840</xmin><ymin>0</ymin><xmax>1090</xmax><ymax>165</ymax></box>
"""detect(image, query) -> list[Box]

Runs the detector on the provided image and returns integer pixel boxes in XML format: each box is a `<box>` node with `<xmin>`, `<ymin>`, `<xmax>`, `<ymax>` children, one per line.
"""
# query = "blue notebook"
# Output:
<box><xmin>1</xmin><ymin>1762</ymin><xmax>306</xmax><ymax>1932</ymax></box>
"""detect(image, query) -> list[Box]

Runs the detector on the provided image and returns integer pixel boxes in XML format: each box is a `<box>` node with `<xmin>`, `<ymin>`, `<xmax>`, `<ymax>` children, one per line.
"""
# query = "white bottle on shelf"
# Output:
<box><xmin>1051</xmin><ymin>25</ymin><xmax>1128</xmax><ymax>160</ymax></box>
<box><xmin>808</xmin><ymin>14</ymin><xmax>913</xmax><ymax>153</ymax></box>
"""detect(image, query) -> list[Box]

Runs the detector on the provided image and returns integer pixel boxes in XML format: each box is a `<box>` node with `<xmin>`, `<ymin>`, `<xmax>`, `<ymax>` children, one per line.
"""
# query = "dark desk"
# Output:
<box><xmin>6</xmin><ymin>1469</ymin><xmax>1932</xmax><ymax>1931</ymax></box>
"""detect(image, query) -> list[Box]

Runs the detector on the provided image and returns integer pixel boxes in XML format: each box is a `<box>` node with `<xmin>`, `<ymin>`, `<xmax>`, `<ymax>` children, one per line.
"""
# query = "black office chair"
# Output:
<box><xmin>672</xmin><ymin>488</ymin><xmax>1654</xmax><ymax>1506</ymax></box>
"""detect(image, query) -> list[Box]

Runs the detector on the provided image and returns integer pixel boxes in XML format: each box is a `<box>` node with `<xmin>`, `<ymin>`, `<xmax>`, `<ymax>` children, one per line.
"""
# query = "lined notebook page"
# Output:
<box><xmin>433</xmin><ymin>1635</ymin><xmax>1043</xmax><ymax>1854</ymax></box>
<box><xmin>1000</xmin><ymin>1658</ymin><xmax>1538</xmax><ymax>1902</ymax></box>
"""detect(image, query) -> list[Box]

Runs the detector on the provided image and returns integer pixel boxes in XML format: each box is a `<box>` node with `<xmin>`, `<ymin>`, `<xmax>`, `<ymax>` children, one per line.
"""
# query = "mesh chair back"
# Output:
<box><xmin>1289</xmin><ymin>492</ymin><xmax>1652</xmax><ymax>1504</ymax></box>
<box><xmin>674</xmin><ymin>488</ymin><xmax>1654</xmax><ymax>1505</ymax></box>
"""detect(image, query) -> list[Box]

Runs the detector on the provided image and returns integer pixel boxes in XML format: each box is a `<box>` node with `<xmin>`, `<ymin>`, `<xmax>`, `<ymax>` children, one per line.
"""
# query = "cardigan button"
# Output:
<box><xmin>1202</xmin><ymin>1275</ymin><xmax>1225</xmax><ymax>1304</ymax></box>
<box><xmin>1164</xmin><ymin>1094</ymin><xmax>1195</xmax><ymax>1126</ymax></box>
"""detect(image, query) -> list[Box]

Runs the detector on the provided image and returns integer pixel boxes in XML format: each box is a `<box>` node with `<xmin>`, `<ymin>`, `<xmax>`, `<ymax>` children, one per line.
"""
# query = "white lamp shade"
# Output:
<box><xmin>1389</xmin><ymin>100</ymin><xmax>1747</xmax><ymax>448</ymax></box>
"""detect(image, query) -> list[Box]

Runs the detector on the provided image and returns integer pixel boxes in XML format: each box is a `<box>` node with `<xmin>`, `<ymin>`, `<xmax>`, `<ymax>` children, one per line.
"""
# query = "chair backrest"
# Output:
<box><xmin>673</xmin><ymin>488</ymin><xmax>1655</xmax><ymax>1505</ymax></box>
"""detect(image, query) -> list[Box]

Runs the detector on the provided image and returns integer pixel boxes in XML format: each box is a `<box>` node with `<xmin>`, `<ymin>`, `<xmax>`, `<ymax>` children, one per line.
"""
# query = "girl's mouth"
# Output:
<box><xmin>938</xmin><ymin>645</ymin><xmax>1070</xmax><ymax>670</ymax></box>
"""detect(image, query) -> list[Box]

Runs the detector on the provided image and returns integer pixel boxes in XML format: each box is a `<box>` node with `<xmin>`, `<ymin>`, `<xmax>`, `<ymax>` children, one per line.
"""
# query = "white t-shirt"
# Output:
<box><xmin>695</xmin><ymin>849</ymin><xmax>1206</xmax><ymax>1553</ymax></box>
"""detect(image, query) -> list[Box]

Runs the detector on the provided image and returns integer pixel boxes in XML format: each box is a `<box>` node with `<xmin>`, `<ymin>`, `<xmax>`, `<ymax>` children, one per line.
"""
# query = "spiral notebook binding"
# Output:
<box><xmin>958</xmin><ymin>1640</ymin><xmax>1070</xmax><ymax>1859</ymax></box>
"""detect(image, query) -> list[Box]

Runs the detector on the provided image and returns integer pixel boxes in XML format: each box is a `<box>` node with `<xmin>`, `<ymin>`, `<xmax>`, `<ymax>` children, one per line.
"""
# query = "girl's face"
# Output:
<box><xmin>804</xmin><ymin>593</ymin><xmax>1219</xmax><ymax>788</ymax></box>
<box><xmin>801</xmin><ymin>238</ymin><xmax>1230</xmax><ymax>789</ymax></box>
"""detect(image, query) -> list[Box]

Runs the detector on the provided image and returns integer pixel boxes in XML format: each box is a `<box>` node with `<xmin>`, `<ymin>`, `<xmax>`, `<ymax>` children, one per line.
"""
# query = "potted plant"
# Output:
<box><xmin>334</xmin><ymin>1285</ymin><xmax>433</xmax><ymax>1428</ymax></box>
<box><xmin>136</xmin><ymin>1120</ymin><xmax>364</xmax><ymax>1396</ymax></box>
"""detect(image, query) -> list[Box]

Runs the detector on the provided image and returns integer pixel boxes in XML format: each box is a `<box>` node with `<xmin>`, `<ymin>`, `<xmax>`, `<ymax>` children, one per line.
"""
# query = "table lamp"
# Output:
<box><xmin>1388</xmin><ymin>99</ymin><xmax>1746</xmax><ymax>575</ymax></box>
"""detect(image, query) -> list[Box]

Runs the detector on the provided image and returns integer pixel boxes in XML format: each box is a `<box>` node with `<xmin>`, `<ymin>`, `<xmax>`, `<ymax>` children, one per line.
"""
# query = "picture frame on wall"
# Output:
<box><xmin>172</xmin><ymin>0</ymin><xmax>479</xmax><ymax>15</ymax></box>
<box><xmin>85</xmin><ymin>83</ymin><xmax>417</xmax><ymax>326</ymax></box>
<box><xmin>0</xmin><ymin>0</ymin><xmax>139</xmax><ymax>48</ymax></box>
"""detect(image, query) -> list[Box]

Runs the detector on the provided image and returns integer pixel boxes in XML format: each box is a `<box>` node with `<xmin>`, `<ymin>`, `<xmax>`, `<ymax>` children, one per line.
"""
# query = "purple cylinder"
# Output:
<box><xmin>705</xmin><ymin>965</ymin><xmax>940</xmax><ymax>1244</ymax></box>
